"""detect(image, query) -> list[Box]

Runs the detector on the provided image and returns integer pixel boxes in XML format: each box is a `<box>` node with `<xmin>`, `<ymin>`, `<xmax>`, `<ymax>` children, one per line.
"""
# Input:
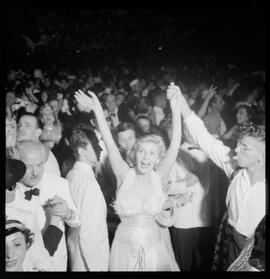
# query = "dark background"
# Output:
<box><xmin>5</xmin><ymin>9</ymin><xmax>265</xmax><ymax>70</ymax></box>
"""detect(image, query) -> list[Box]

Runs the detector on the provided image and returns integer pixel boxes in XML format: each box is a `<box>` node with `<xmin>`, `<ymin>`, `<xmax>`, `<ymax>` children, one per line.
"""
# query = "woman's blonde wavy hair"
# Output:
<box><xmin>127</xmin><ymin>134</ymin><xmax>167</xmax><ymax>167</ymax></box>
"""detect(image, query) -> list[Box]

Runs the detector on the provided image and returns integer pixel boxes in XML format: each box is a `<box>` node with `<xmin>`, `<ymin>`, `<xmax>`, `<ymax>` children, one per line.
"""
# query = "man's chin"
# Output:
<box><xmin>24</xmin><ymin>180</ymin><xmax>41</xmax><ymax>187</ymax></box>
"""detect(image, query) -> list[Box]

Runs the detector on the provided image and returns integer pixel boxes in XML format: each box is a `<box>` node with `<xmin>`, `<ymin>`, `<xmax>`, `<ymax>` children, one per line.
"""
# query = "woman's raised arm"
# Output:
<box><xmin>156</xmin><ymin>83</ymin><xmax>182</xmax><ymax>181</ymax></box>
<box><xmin>75</xmin><ymin>90</ymin><xmax>130</xmax><ymax>187</ymax></box>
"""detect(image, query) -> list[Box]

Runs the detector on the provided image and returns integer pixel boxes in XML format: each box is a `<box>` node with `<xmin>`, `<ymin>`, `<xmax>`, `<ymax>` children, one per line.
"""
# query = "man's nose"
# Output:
<box><xmin>32</xmin><ymin>166</ymin><xmax>39</xmax><ymax>176</ymax></box>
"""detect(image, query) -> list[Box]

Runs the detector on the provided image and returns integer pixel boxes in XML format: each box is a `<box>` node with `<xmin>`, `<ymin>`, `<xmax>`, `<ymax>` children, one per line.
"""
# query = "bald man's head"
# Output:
<box><xmin>16</xmin><ymin>140</ymin><xmax>46</xmax><ymax>187</ymax></box>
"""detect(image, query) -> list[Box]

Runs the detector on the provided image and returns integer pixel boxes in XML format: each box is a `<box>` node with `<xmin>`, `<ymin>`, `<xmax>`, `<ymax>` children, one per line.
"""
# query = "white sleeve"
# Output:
<box><xmin>44</xmin><ymin>152</ymin><xmax>61</xmax><ymax>176</ymax></box>
<box><xmin>78</xmin><ymin>181</ymin><xmax>109</xmax><ymax>271</ymax></box>
<box><xmin>59</xmin><ymin>179</ymin><xmax>80</xmax><ymax>228</ymax></box>
<box><xmin>184</xmin><ymin>112</ymin><xmax>234</xmax><ymax>178</ymax></box>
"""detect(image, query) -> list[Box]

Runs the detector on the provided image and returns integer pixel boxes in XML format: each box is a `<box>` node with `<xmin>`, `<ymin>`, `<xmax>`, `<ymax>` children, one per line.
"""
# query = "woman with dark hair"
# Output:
<box><xmin>6</xmin><ymin>219</ymin><xmax>35</xmax><ymax>271</ymax></box>
<box><xmin>222</xmin><ymin>104</ymin><xmax>255</xmax><ymax>148</ymax></box>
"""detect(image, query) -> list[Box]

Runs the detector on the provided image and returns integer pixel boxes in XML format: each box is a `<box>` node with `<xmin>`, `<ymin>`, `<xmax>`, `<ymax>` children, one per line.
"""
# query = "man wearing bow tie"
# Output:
<box><xmin>13</xmin><ymin>140</ymin><xmax>80</xmax><ymax>271</ymax></box>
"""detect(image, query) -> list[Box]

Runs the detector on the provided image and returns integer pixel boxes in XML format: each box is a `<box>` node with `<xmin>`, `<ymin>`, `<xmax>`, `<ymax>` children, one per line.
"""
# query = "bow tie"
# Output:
<box><xmin>24</xmin><ymin>188</ymin><xmax>40</xmax><ymax>201</ymax></box>
<box><xmin>110</xmin><ymin>112</ymin><xmax>116</xmax><ymax>117</ymax></box>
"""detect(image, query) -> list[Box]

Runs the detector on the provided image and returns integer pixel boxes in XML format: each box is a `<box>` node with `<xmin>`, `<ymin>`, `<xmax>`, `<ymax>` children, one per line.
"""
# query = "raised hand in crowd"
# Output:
<box><xmin>197</xmin><ymin>84</ymin><xmax>218</xmax><ymax>118</ymax></box>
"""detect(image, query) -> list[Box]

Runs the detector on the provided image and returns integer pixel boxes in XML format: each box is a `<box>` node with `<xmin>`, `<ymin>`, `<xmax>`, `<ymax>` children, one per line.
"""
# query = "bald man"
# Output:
<box><xmin>13</xmin><ymin>140</ymin><xmax>80</xmax><ymax>271</ymax></box>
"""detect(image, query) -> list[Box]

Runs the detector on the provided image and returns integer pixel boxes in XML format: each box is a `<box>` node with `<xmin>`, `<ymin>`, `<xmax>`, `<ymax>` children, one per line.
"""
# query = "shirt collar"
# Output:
<box><xmin>75</xmin><ymin>161</ymin><xmax>94</xmax><ymax>173</ymax></box>
<box><xmin>240</xmin><ymin>168</ymin><xmax>265</xmax><ymax>186</ymax></box>
<box><xmin>17</xmin><ymin>180</ymin><xmax>42</xmax><ymax>192</ymax></box>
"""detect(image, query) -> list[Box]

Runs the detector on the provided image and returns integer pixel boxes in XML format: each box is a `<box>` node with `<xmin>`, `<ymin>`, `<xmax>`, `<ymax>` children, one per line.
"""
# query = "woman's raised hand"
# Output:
<box><xmin>74</xmin><ymin>90</ymin><xmax>102</xmax><ymax>112</ymax></box>
<box><xmin>167</xmin><ymin>82</ymin><xmax>182</xmax><ymax>110</ymax></box>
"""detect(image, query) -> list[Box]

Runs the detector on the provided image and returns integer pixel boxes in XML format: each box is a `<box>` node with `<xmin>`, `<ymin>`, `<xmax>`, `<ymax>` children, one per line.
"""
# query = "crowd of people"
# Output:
<box><xmin>5</xmin><ymin>10</ymin><xmax>265</xmax><ymax>270</ymax></box>
<box><xmin>5</xmin><ymin>53</ymin><xmax>265</xmax><ymax>271</ymax></box>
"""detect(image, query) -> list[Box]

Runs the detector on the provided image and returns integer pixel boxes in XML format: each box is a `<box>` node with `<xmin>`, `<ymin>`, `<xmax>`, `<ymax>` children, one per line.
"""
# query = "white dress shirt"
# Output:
<box><xmin>14</xmin><ymin>172</ymin><xmax>80</xmax><ymax>271</ymax></box>
<box><xmin>180</xmin><ymin>141</ymin><xmax>210</xmax><ymax>193</ymax></box>
<box><xmin>66</xmin><ymin>161</ymin><xmax>109</xmax><ymax>271</ymax></box>
<box><xmin>44</xmin><ymin>150</ymin><xmax>61</xmax><ymax>176</ymax></box>
<box><xmin>184</xmin><ymin>112</ymin><xmax>265</xmax><ymax>237</ymax></box>
<box><xmin>6</xmin><ymin>204</ymin><xmax>54</xmax><ymax>271</ymax></box>
<box><xmin>168</xmin><ymin>163</ymin><xmax>211</xmax><ymax>229</ymax></box>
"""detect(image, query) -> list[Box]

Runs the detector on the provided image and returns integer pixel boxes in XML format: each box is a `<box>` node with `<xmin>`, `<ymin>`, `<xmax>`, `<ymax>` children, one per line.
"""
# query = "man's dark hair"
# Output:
<box><xmin>69</xmin><ymin>124</ymin><xmax>102</xmax><ymax>161</ymax></box>
<box><xmin>236</xmin><ymin>104</ymin><xmax>254</xmax><ymax>122</ymax></box>
<box><xmin>115</xmin><ymin>122</ymin><xmax>136</xmax><ymax>134</ymax></box>
<box><xmin>149</xmin><ymin>88</ymin><xmax>164</xmax><ymax>106</ymax></box>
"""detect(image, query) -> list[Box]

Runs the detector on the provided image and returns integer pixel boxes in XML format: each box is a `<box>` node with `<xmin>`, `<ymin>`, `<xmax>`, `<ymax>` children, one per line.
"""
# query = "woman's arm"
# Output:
<box><xmin>226</xmin><ymin>82</ymin><xmax>240</xmax><ymax>97</ymax></box>
<box><xmin>156</xmin><ymin>83</ymin><xmax>182</xmax><ymax>181</ymax></box>
<box><xmin>222</xmin><ymin>124</ymin><xmax>238</xmax><ymax>140</ymax></box>
<box><xmin>170</xmin><ymin>85</ymin><xmax>234</xmax><ymax>178</ymax></box>
<box><xmin>197</xmin><ymin>85</ymin><xmax>217</xmax><ymax>118</ymax></box>
<box><xmin>75</xmin><ymin>90</ymin><xmax>130</xmax><ymax>187</ymax></box>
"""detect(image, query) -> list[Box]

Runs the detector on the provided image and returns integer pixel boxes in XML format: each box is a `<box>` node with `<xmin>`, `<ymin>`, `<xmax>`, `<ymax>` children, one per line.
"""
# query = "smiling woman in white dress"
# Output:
<box><xmin>74</xmin><ymin>84</ymin><xmax>181</xmax><ymax>271</ymax></box>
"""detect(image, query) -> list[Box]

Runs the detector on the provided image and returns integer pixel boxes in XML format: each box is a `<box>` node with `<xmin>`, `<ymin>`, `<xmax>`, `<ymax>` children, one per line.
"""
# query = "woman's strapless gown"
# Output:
<box><xmin>110</xmin><ymin>169</ymin><xmax>180</xmax><ymax>271</ymax></box>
